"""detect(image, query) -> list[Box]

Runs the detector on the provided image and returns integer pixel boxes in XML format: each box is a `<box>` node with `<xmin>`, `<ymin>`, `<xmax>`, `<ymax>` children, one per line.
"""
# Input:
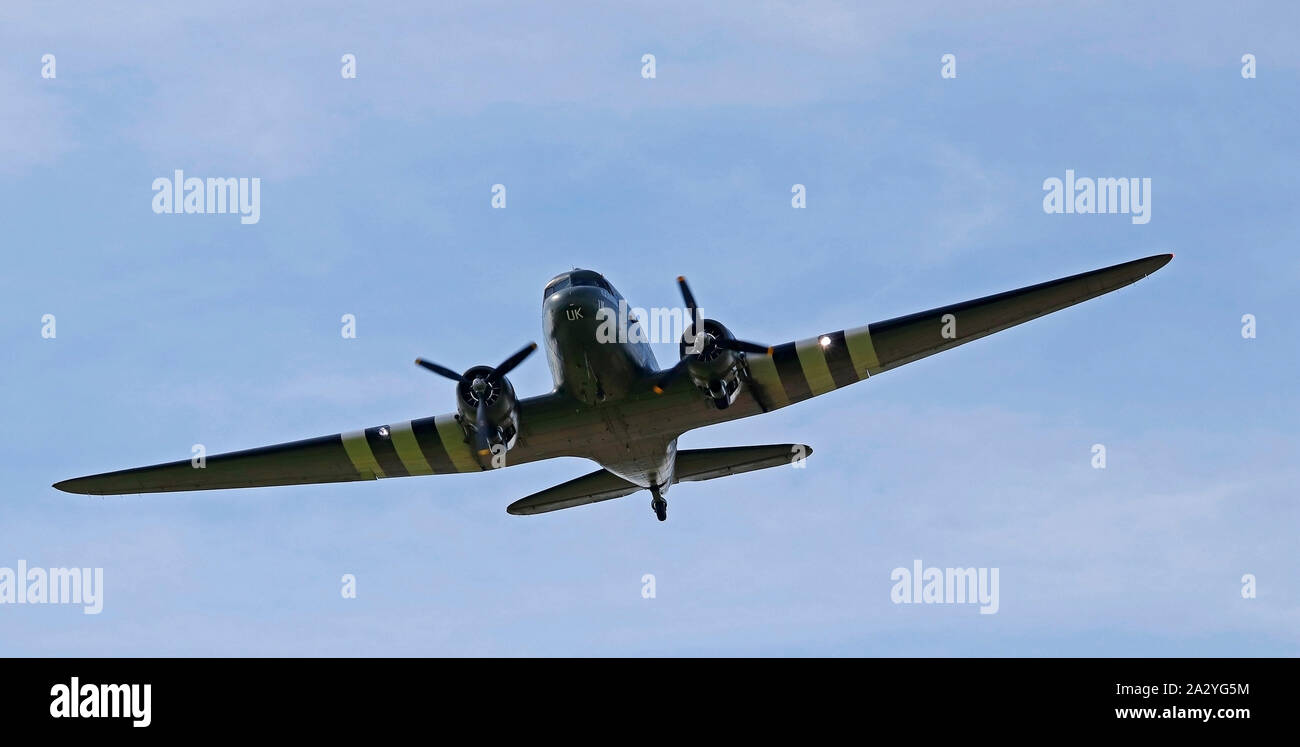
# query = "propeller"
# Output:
<box><xmin>715</xmin><ymin>338</ymin><xmax>771</xmax><ymax>355</ymax></box>
<box><xmin>413</xmin><ymin>359</ymin><xmax>462</xmax><ymax>381</ymax></box>
<box><xmin>676</xmin><ymin>276</ymin><xmax>698</xmax><ymax>319</ymax></box>
<box><xmin>487</xmin><ymin>342</ymin><xmax>537</xmax><ymax>383</ymax></box>
<box><xmin>652</xmin><ymin>277</ymin><xmax>771</xmax><ymax>394</ymax></box>
<box><xmin>415</xmin><ymin>342</ymin><xmax>538</xmax><ymax>454</ymax></box>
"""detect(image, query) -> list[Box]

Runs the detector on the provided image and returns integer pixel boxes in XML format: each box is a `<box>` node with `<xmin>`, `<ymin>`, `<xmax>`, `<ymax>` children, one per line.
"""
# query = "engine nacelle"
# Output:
<box><xmin>455</xmin><ymin>366</ymin><xmax>521</xmax><ymax>452</ymax></box>
<box><xmin>679</xmin><ymin>319</ymin><xmax>745</xmax><ymax>409</ymax></box>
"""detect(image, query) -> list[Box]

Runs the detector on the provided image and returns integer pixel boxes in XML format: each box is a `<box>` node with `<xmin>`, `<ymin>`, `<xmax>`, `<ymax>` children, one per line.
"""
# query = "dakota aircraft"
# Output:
<box><xmin>55</xmin><ymin>254</ymin><xmax>1172</xmax><ymax>521</ymax></box>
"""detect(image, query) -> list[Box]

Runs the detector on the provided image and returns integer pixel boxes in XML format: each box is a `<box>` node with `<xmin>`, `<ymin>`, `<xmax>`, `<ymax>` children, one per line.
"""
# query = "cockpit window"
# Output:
<box><xmin>570</xmin><ymin>273</ymin><xmax>612</xmax><ymax>293</ymax></box>
<box><xmin>545</xmin><ymin>271</ymin><xmax>614</xmax><ymax>301</ymax></box>
<box><xmin>543</xmin><ymin>276</ymin><xmax>570</xmax><ymax>300</ymax></box>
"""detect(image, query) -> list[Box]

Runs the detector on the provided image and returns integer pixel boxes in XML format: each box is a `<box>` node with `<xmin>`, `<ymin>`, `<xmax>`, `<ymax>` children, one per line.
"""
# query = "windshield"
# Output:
<box><xmin>570</xmin><ymin>272</ymin><xmax>612</xmax><ymax>293</ymax></box>
<box><xmin>543</xmin><ymin>276</ymin><xmax>571</xmax><ymax>300</ymax></box>
<box><xmin>546</xmin><ymin>272</ymin><xmax>613</xmax><ymax>300</ymax></box>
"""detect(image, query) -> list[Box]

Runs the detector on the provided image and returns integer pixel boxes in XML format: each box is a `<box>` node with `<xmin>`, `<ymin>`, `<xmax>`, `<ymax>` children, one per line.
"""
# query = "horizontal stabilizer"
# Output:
<box><xmin>674</xmin><ymin>443</ymin><xmax>812</xmax><ymax>482</ymax></box>
<box><xmin>506</xmin><ymin>443</ymin><xmax>812</xmax><ymax>515</ymax></box>
<box><xmin>506</xmin><ymin>469</ymin><xmax>642</xmax><ymax>515</ymax></box>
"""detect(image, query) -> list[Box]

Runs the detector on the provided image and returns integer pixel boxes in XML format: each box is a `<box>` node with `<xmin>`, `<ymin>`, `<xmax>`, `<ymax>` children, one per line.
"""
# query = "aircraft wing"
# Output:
<box><xmin>743</xmin><ymin>253</ymin><xmax>1172</xmax><ymax>411</ymax></box>
<box><xmin>55</xmin><ymin>412</ymin><xmax>502</xmax><ymax>495</ymax></box>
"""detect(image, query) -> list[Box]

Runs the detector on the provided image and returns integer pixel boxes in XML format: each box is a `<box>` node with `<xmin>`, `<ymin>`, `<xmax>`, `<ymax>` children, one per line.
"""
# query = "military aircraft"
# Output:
<box><xmin>55</xmin><ymin>254</ymin><xmax>1172</xmax><ymax>521</ymax></box>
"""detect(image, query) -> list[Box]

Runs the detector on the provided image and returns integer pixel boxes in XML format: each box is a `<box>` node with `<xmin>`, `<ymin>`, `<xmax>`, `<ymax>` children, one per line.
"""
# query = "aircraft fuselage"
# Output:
<box><xmin>541</xmin><ymin>270</ymin><xmax>676</xmax><ymax>493</ymax></box>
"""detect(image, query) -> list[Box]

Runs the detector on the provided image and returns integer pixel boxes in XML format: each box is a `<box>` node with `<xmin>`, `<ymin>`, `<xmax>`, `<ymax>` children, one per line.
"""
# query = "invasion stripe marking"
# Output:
<box><xmin>822</xmin><ymin>330</ymin><xmax>860</xmax><ymax>389</ymax></box>
<box><xmin>411</xmin><ymin>417</ymin><xmax>457</xmax><ymax>474</ymax></box>
<box><xmin>771</xmin><ymin>343</ymin><xmax>813</xmax><ymax>403</ymax></box>
<box><xmin>341</xmin><ymin>430</ymin><xmax>385</xmax><ymax>479</ymax></box>
<box><xmin>388</xmin><ymin>421</ymin><xmax>434</xmax><ymax>476</ymax></box>
<box><xmin>435</xmin><ymin>413</ymin><xmax>481</xmax><ymax>472</ymax></box>
<box><xmin>746</xmin><ymin>352</ymin><xmax>789</xmax><ymax>409</ymax></box>
<box><xmin>843</xmin><ymin>324</ymin><xmax>881</xmax><ymax>378</ymax></box>
<box><xmin>794</xmin><ymin>337</ymin><xmax>836</xmax><ymax>396</ymax></box>
<box><xmin>365</xmin><ymin>426</ymin><xmax>410</xmax><ymax>478</ymax></box>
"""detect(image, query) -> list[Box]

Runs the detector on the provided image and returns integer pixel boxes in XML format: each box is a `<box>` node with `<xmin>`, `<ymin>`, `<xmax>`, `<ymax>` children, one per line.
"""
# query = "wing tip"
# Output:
<box><xmin>506</xmin><ymin>500</ymin><xmax>540</xmax><ymax>516</ymax></box>
<box><xmin>1136</xmin><ymin>252</ymin><xmax>1174</xmax><ymax>279</ymax></box>
<box><xmin>1142</xmin><ymin>252</ymin><xmax>1173</xmax><ymax>273</ymax></box>
<box><xmin>52</xmin><ymin>478</ymin><xmax>96</xmax><ymax>495</ymax></box>
<box><xmin>1113</xmin><ymin>253</ymin><xmax>1172</xmax><ymax>285</ymax></box>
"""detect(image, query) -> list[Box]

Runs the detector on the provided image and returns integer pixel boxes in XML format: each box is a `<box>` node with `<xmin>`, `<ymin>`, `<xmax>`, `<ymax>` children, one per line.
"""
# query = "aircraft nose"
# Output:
<box><xmin>549</xmin><ymin>286</ymin><xmax>605</xmax><ymax>321</ymax></box>
<box><xmin>547</xmin><ymin>285</ymin><xmax>611</xmax><ymax>339</ymax></box>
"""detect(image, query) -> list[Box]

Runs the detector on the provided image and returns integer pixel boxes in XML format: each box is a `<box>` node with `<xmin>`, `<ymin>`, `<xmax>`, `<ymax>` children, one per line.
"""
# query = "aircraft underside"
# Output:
<box><xmin>54</xmin><ymin>254</ymin><xmax>1172</xmax><ymax>522</ymax></box>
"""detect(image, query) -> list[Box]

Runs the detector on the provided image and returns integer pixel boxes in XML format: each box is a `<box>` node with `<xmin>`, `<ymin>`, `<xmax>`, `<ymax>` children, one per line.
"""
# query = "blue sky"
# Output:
<box><xmin>1</xmin><ymin>1</ymin><xmax>1296</xmax><ymax>655</ymax></box>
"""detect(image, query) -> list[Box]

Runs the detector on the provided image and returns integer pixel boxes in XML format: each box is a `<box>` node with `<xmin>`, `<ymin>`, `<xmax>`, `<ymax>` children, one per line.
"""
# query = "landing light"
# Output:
<box><xmin>818</xmin><ymin>336</ymin><xmax>831</xmax><ymax>348</ymax></box>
